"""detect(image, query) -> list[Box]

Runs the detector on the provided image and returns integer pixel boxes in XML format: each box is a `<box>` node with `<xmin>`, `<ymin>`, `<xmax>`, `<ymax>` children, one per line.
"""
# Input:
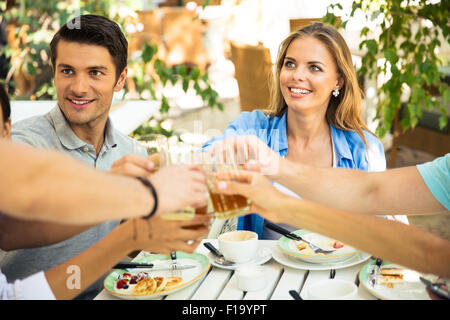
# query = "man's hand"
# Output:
<box><xmin>149</xmin><ymin>164</ymin><xmax>208</xmax><ymax>216</ymax></box>
<box><xmin>110</xmin><ymin>154</ymin><xmax>156</xmax><ymax>178</ymax></box>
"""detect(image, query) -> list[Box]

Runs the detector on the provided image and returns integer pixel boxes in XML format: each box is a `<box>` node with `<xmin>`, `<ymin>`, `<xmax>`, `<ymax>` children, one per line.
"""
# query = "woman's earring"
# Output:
<box><xmin>332</xmin><ymin>89</ymin><xmax>340</xmax><ymax>97</ymax></box>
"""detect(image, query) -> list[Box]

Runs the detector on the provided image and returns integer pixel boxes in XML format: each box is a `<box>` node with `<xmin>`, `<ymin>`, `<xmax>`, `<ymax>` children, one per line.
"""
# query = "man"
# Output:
<box><xmin>213</xmin><ymin>136</ymin><xmax>450</xmax><ymax>277</ymax></box>
<box><xmin>0</xmin><ymin>83</ymin><xmax>210</xmax><ymax>299</ymax></box>
<box><xmin>0</xmin><ymin>14</ymin><xmax>191</xmax><ymax>299</ymax></box>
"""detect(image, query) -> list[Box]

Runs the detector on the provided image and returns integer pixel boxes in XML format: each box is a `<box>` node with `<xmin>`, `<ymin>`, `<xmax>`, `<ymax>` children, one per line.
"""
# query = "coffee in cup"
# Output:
<box><xmin>218</xmin><ymin>230</ymin><xmax>258</xmax><ymax>264</ymax></box>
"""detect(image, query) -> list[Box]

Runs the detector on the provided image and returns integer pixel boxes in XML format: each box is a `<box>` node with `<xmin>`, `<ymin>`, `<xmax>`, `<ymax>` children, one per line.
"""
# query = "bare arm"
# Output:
<box><xmin>217</xmin><ymin>171</ymin><xmax>450</xmax><ymax>277</ymax></box>
<box><xmin>276</xmin><ymin>161</ymin><xmax>446</xmax><ymax>215</ymax></box>
<box><xmin>213</xmin><ymin>135</ymin><xmax>446</xmax><ymax>215</ymax></box>
<box><xmin>0</xmin><ymin>140</ymin><xmax>207</xmax><ymax>225</ymax></box>
<box><xmin>0</xmin><ymin>140</ymin><xmax>153</xmax><ymax>225</ymax></box>
<box><xmin>0</xmin><ymin>215</ymin><xmax>93</xmax><ymax>251</ymax></box>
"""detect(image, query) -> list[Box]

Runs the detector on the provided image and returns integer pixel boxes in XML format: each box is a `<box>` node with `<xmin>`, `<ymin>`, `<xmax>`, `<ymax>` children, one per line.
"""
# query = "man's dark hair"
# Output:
<box><xmin>0</xmin><ymin>83</ymin><xmax>10</xmax><ymax>123</ymax></box>
<box><xmin>50</xmin><ymin>14</ymin><xmax>128</xmax><ymax>81</ymax></box>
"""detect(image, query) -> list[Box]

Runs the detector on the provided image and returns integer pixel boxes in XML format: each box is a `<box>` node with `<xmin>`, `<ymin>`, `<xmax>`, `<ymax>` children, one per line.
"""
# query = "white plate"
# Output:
<box><xmin>208</xmin><ymin>246</ymin><xmax>272</xmax><ymax>270</ymax></box>
<box><xmin>272</xmin><ymin>246</ymin><xmax>371</xmax><ymax>270</ymax></box>
<box><xmin>104</xmin><ymin>252</ymin><xmax>210</xmax><ymax>300</ymax></box>
<box><xmin>277</xmin><ymin>229</ymin><xmax>360</xmax><ymax>264</ymax></box>
<box><xmin>359</xmin><ymin>261</ymin><xmax>432</xmax><ymax>300</ymax></box>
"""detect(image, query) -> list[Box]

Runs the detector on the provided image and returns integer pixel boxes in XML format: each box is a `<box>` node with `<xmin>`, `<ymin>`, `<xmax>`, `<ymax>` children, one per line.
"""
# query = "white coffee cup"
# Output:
<box><xmin>218</xmin><ymin>230</ymin><xmax>258</xmax><ymax>264</ymax></box>
<box><xmin>235</xmin><ymin>265</ymin><xmax>266</xmax><ymax>291</ymax></box>
<box><xmin>307</xmin><ymin>279</ymin><xmax>358</xmax><ymax>300</ymax></box>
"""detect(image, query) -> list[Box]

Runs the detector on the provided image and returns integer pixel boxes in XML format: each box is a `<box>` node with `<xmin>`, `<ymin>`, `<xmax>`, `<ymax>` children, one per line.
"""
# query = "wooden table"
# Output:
<box><xmin>94</xmin><ymin>239</ymin><xmax>377</xmax><ymax>300</ymax></box>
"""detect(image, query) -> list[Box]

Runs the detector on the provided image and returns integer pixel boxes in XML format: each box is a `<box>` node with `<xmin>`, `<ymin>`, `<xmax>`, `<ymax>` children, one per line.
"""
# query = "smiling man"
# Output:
<box><xmin>0</xmin><ymin>15</ymin><xmax>161</xmax><ymax>299</ymax></box>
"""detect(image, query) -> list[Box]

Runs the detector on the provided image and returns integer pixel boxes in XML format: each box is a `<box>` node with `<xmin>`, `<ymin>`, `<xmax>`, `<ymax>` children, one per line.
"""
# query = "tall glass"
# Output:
<box><xmin>134</xmin><ymin>133</ymin><xmax>169</xmax><ymax>170</ymax></box>
<box><xmin>202</xmin><ymin>152</ymin><xmax>250</xmax><ymax>220</ymax></box>
<box><xmin>161</xmin><ymin>141</ymin><xmax>209</xmax><ymax>220</ymax></box>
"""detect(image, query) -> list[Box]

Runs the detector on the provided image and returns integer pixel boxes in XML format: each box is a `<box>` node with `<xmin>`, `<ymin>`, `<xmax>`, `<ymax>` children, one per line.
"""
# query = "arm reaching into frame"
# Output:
<box><xmin>0</xmin><ymin>140</ymin><xmax>207</xmax><ymax>225</ymax></box>
<box><xmin>216</xmin><ymin>170</ymin><xmax>450</xmax><ymax>278</ymax></box>
<box><xmin>2</xmin><ymin>214</ymin><xmax>211</xmax><ymax>300</ymax></box>
<box><xmin>45</xmin><ymin>215</ymin><xmax>210</xmax><ymax>300</ymax></box>
<box><xmin>212</xmin><ymin>136</ymin><xmax>448</xmax><ymax>215</ymax></box>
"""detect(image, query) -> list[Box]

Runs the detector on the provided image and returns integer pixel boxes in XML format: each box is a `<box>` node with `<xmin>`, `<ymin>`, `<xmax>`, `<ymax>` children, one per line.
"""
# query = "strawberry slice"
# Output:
<box><xmin>333</xmin><ymin>241</ymin><xmax>344</xmax><ymax>249</ymax></box>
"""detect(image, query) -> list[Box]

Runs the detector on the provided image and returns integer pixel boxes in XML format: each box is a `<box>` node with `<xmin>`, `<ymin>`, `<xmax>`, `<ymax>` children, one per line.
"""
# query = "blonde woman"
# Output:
<box><xmin>204</xmin><ymin>23</ymin><xmax>386</xmax><ymax>238</ymax></box>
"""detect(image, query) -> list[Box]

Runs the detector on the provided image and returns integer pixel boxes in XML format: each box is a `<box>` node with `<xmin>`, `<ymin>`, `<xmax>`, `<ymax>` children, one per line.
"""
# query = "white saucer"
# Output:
<box><xmin>208</xmin><ymin>247</ymin><xmax>272</xmax><ymax>270</ymax></box>
<box><xmin>272</xmin><ymin>247</ymin><xmax>371</xmax><ymax>271</ymax></box>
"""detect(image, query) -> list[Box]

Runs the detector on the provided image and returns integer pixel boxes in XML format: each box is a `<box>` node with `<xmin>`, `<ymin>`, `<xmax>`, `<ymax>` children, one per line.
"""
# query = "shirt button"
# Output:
<box><xmin>83</xmin><ymin>147</ymin><xmax>89</xmax><ymax>152</ymax></box>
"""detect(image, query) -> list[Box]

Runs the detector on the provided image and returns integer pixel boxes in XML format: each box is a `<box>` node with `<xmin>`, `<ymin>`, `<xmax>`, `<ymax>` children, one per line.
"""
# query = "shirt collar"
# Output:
<box><xmin>103</xmin><ymin>119</ymin><xmax>117</xmax><ymax>150</ymax></box>
<box><xmin>329</xmin><ymin>124</ymin><xmax>353</xmax><ymax>161</ymax></box>
<box><xmin>48</xmin><ymin>105</ymin><xmax>116</xmax><ymax>151</ymax></box>
<box><xmin>49</xmin><ymin>106</ymin><xmax>86</xmax><ymax>150</ymax></box>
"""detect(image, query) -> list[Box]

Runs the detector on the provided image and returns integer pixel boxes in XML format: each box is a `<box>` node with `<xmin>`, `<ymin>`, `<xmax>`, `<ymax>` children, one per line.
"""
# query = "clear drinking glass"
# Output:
<box><xmin>202</xmin><ymin>152</ymin><xmax>250</xmax><ymax>220</ymax></box>
<box><xmin>135</xmin><ymin>133</ymin><xmax>169</xmax><ymax>170</ymax></box>
<box><xmin>161</xmin><ymin>140</ymin><xmax>209</xmax><ymax>220</ymax></box>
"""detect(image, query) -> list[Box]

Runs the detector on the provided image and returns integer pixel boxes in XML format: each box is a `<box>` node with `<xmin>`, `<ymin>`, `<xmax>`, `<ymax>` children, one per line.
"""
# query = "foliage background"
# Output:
<box><xmin>324</xmin><ymin>0</ymin><xmax>450</xmax><ymax>138</ymax></box>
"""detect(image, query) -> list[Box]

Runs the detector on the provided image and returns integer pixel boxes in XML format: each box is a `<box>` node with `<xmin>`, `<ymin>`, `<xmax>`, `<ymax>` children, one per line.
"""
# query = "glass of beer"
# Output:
<box><xmin>134</xmin><ymin>133</ymin><xmax>169</xmax><ymax>170</ymax></box>
<box><xmin>161</xmin><ymin>141</ymin><xmax>208</xmax><ymax>220</ymax></box>
<box><xmin>202</xmin><ymin>152</ymin><xmax>250</xmax><ymax>220</ymax></box>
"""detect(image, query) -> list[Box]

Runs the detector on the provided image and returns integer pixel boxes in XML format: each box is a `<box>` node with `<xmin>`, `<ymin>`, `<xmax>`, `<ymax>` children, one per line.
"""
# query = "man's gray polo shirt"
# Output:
<box><xmin>1</xmin><ymin>105</ymin><xmax>147</xmax><ymax>299</ymax></box>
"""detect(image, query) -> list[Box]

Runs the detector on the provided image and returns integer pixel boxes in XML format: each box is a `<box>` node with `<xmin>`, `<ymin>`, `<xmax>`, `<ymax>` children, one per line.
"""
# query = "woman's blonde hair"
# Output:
<box><xmin>266</xmin><ymin>22</ymin><xmax>374</xmax><ymax>147</ymax></box>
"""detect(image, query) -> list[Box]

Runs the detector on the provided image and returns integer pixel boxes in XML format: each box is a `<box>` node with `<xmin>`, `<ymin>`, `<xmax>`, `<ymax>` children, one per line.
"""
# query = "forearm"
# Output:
<box><xmin>45</xmin><ymin>221</ymin><xmax>135</xmax><ymax>300</ymax></box>
<box><xmin>278</xmin><ymin>198</ymin><xmax>450</xmax><ymax>277</ymax></box>
<box><xmin>0</xmin><ymin>141</ymin><xmax>152</xmax><ymax>225</ymax></box>
<box><xmin>275</xmin><ymin>160</ymin><xmax>378</xmax><ymax>214</ymax></box>
<box><xmin>0</xmin><ymin>214</ymin><xmax>92</xmax><ymax>250</ymax></box>
<box><xmin>276</xmin><ymin>161</ymin><xmax>446</xmax><ymax>215</ymax></box>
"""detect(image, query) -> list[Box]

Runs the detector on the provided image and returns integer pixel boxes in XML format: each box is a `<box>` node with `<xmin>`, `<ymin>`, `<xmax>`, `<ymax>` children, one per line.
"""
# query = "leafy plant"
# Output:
<box><xmin>127</xmin><ymin>41</ymin><xmax>223</xmax><ymax>137</ymax></box>
<box><xmin>324</xmin><ymin>0</ymin><xmax>450</xmax><ymax>138</ymax></box>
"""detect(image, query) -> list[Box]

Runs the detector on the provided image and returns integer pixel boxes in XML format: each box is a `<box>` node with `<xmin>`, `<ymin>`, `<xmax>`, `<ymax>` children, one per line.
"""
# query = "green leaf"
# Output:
<box><xmin>438</xmin><ymin>115</ymin><xmax>448</xmax><ymax>130</ymax></box>
<box><xmin>365</xmin><ymin>39</ymin><xmax>378</xmax><ymax>55</ymax></box>
<box><xmin>142</xmin><ymin>43</ymin><xmax>157</xmax><ymax>64</ymax></box>
<box><xmin>182</xmin><ymin>79</ymin><xmax>189</xmax><ymax>93</ymax></box>
<box><xmin>159</xmin><ymin>96</ymin><xmax>170</xmax><ymax>114</ymax></box>
<box><xmin>443</xmin><ymin>86</ymin><xmax>450</xmax><ymax>104</ymax></box>
<box><xmin>26</xmin><ymin>62</ymin><xmax>37</xmax><ymax>75</ymax></box>
<box><xmin>189</xmin><ymin>67</ymin><xmax>200</xmax><ymax>81</ymax></box>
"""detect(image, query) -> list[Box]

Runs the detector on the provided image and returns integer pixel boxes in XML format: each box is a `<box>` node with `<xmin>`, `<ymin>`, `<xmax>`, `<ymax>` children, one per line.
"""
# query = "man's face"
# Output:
<box><xmin>53</xmin><ymin>40</ymin><xmax>127</xmax><ymax>132</ymax></box>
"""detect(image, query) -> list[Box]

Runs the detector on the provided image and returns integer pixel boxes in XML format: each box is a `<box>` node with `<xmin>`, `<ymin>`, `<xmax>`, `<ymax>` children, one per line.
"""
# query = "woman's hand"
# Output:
<box><xmin>210</xmin><ymin>135</ymin><xmax>284</xmax><ymax>176</ymax></box>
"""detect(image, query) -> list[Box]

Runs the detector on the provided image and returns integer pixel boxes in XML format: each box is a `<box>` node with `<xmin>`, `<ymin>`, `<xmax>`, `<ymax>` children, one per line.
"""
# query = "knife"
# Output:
<box><xmin>420</xmin><ymin>277</ymin><xmax>450</xmax><ymax>300</ymax></box>
<box><xmin>368</xmin><ymin>258</ymin><xmax>383</xmax><ymax>287</ymax></box>
<box><xmin>265</xmin><ymin>221</ymin><xmax>302</xmax><ymax>241</ymax></box>
<box><xmin>113</xmin><ymin>262</ymin><xmax>196</xmax><ymax>271</ymax></box>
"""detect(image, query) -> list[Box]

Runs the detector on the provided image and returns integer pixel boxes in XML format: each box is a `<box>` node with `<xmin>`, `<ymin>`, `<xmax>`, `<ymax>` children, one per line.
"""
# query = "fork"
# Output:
<box><xmin>297</xmin><ymin>237</ymin><xmax>335</xmax><ymax>255</ymax></box>
<box><xmin>265</xmin><ymin>221</ymin><xmax>335</xmax><ymax>254</ymax></box>
<box><xmin>170</xmin><ymin>251</ymin><xmax>181</xmax><ymax>277</ymax></box>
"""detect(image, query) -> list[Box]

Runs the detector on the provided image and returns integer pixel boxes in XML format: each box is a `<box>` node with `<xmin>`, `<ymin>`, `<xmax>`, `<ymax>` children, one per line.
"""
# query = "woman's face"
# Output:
<box><xmin>279</xmin><ymin>36</ymin><xmax>342</xmax><ymax>115</ymax></box>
